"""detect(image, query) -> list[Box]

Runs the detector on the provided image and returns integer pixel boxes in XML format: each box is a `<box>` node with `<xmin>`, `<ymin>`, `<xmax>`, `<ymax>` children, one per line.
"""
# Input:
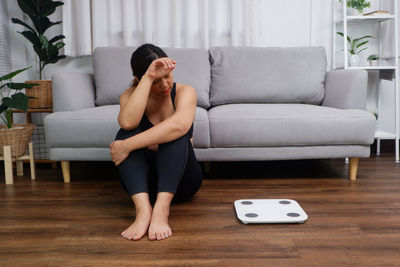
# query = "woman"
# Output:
<box><xmin>110</xmin><ymin>44</ymin><xmax>203</xmax><ymax>241</ymax></box>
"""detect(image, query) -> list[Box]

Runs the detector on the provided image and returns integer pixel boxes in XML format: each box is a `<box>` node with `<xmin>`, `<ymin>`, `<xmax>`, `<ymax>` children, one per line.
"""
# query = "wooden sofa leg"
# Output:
<box><xmin>349</xmin><ymin>158</ymin><xmax>359</xmax><ymax>181</ymax></box>
<box><xmin>61</xmin><ymin>161</ymin><xmax>71</xmax><ymax>183</ymax></box>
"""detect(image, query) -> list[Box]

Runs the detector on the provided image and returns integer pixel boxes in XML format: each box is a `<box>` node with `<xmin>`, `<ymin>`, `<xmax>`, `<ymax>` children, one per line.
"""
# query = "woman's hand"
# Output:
<box><xmin>145</xmin><ymin>57</ymin><xmax>176</xmax><ymax>80</ymax></box>
<box><xmin>110</xmin><ymin>140</ymin><xmax>130</xmax><ymax>166</ymax></box>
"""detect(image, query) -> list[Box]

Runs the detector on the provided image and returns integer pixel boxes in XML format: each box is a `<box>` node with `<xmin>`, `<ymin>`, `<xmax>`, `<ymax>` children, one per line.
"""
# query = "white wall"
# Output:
<box><xmin>6</xmin><ymin>0</ymin><xmax>397</xmax><ymax>131</ymax></box>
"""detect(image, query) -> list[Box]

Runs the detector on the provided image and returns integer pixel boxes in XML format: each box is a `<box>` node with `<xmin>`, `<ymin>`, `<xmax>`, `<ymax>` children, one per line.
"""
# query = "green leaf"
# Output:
<box><xmin>19</xmin><ymin>31</ymin><xmax>42</xmax><ymax>48</ymax></box>
<box><xmin>357</xmin><ymin>47</ymin><xmax>368</xmax><ymax>54</ymax></box>
<box><xmin>356</xmin><ymin>40</ymin><xmax>369</xmax><ymax>49</ymax></box>
<box><xmin>0</xmin><ymin>103</ymin><xmax>8</xmax><ymax>114</ymax></box>
<box><xmin>16</xmin><ymin>0</ymin><xmax>36</xmax><ymax>18</ymax></box>
<box><xmin>6</xmin><ymin>82</ymin><xmax>39</xmax><ymax>90</ymax></box>
<box><xmin>337</xmin><ymin>32</ymin><xmax>351</xmax><ymax>44</ymax></box>
<box><xmin>39</xmin><ymin>34</ymin><xmax>49</xmax><ymax>51</ymax></box>
<box><xmin>0</xmin><ymin>67</ymin><xmax>30</xmax><ymax>81</ymax></box>
<box><xmin>49</xmin><ymin>34</ymin><xmax>65</xmax><ymax>43</ymax></box>
<box><xmin>354</xmin><ymin>35</ymin><xmax>374</xmax><ymax>43</ymax></box>
<box><xmin>12</xmin><ymin>93</ymin><xmax>29</xmax><ymax>111</ymax></box>
<box><xmin>2</xmin><ymin>97</ymin><xmax>13</xmax><ymax>108</ymax></box>
<box><xmin>55</xmin><ymin>42</ymin><xmax>65</xmax><ymax>50</ymax></box>
<box><xmin>45</xmin><ymin>55</ymin><xmax>66</xmax><ymax>65</ymax></box>
<box><xmin>11</xmin><ymin>18</ymin><xmax>35</xmax><ymax>32</ymax></box>
<box><xmin>40</xmin><ymin>1</ymin><xmax>64</xmax><ymax>17</ymax></box>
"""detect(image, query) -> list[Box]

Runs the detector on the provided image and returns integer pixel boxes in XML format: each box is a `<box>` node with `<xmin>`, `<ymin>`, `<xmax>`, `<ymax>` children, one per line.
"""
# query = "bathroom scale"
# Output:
<box><xmin>234</xmin><ymin>199</ymin><xmax>308</xmax><ymax>224</ymax></box>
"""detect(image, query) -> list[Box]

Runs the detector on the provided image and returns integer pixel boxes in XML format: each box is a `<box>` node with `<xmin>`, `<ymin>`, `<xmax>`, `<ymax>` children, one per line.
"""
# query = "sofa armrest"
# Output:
<box><xmin>52</xmin><ymin>72</ymin><xmax>96</xmax><ymax>112</ymax></box>
<box><xmin>322</xmin><ymin>69</ymin><xmax>368</xmax><ymax>110</ymax></box>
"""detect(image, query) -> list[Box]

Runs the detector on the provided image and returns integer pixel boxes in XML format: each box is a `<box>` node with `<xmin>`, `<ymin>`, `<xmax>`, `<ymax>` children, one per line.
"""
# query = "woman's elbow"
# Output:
<box><xmin>118</xmin><ymin>118</ymin><xmax>138</xmax><ymax>131</ymax></box>
<box><xmin>175</xmin><ymin>122</ymin><xmax>191</xmax><ymax>136</ymax></box>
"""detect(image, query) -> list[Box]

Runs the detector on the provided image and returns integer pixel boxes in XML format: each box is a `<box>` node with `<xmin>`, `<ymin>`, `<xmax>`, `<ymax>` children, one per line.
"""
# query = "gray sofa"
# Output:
<box><xmin>43</xmin><ymin>46</ymin><xmax>376</xmax><ymax>183</ymax></box>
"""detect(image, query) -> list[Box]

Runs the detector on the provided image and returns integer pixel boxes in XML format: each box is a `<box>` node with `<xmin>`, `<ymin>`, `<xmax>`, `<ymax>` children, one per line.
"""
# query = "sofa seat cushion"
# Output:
<box><xmin>44</xmin><ymin>105</ymin><xmax>210</xmax><ymax>148</ymax></box>
<box><xmin>44</xmin><ymin>105</ymin><xmax>120</xmax><ymax>148</ymax></box>
<box><xmin>208</xmin><ymin>104</ymin><xmax>376</xmax><ymax>147</ymax></box>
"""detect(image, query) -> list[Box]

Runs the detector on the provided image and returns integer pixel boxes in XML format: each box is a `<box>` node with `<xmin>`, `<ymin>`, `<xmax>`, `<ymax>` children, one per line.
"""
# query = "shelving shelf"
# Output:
<box><xmin>332</xmin><ymin>0</ymin><xmax>399</xmax><ymax>162</ymax></box>
<box><xmin>336</xmin><ymin>15</ymin><xmax>395</xmax><ymax>24</ymax></box>
<box><xmin>375</xmin><ymin>130</ymin><xmax>397</xmax><ymax>139</ymax></box>
<box><xmin>335</xmin><ymin>66</ymin><xmax>396</xmax><ymax>70</ymax></box>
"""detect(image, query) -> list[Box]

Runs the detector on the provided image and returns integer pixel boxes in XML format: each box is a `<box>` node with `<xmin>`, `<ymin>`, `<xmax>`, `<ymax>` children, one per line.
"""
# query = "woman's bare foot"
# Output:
<box><xmin>148</xmin><ymin>192</ymin><xmax>174</xmax><ymax>241</ymax></box>
<box><xmin>122</xmin><ymin>193</ymin><xmax>152</xmax><ymax>241</ymax></box>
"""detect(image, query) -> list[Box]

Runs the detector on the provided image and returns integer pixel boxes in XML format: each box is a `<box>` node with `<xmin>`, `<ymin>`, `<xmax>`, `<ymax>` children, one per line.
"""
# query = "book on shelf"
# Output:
<box><xmin>362</xmin><ymin>10</ymin><xmax>390</xmax><ymax>16</ymax></box>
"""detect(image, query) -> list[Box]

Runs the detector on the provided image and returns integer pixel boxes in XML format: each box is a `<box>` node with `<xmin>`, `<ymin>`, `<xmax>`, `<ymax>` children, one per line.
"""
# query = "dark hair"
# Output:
<box><xmin>130</xmin><ymin>43</ymin><xmax>168</xmax><ymax>87</ymax></box>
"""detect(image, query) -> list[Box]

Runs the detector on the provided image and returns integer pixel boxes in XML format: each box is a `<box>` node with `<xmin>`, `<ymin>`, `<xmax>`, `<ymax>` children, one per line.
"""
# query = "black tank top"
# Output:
<box><xmin>139</xmin><ymin>82</ymin><xmax>194</xmax><ymax>138</ymax></box>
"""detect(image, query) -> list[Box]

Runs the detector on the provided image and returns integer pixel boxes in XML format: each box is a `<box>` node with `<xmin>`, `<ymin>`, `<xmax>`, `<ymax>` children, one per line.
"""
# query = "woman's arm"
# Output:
<box><xmin>124</xmin><ymin>85</ymin><xmax>197</xmax><ymax>151</ymax></box>
<box><xmin>117</xmin><ymin>58</ymin><xmax>176</xmax><ymax>130</ymax></box>
<box><xmin>117</xmin><ymin>75</ymin><xmax>153</xmax><ymax>130</ymax></box>
<box><xmin>110</xmin><ymin>85</ymin><xmax>196</xmax><ymax>166</ymax></box>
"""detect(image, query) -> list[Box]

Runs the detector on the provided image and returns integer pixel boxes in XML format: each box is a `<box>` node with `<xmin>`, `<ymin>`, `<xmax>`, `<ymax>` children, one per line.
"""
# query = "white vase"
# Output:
<box><xmin>349</xmin><ymin>54</ymin><xmax>360</xmax><ymax>66</ymax></box>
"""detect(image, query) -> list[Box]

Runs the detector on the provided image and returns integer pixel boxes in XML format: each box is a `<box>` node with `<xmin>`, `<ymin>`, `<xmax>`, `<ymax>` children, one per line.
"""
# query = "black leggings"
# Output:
<box><xmin>115</xmin><ymin>127</ymin><xmax>203</xmax><ymax>203</ymax></box>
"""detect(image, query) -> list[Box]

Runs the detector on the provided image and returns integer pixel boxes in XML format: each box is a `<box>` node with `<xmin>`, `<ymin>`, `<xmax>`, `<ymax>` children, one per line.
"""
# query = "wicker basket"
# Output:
<box><xmin>25</xmin><ymin>80</ymin><xmax>52</xmax><ymax>109</ymax></box>
<box><xmin>0</xmin><ymin>124</ymin><xmax>35</xmax><ymax>157</ymax></box>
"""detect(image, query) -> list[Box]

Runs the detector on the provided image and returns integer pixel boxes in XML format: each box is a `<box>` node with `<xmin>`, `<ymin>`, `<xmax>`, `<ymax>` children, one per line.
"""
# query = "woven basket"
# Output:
<box><xmin>0</xmin><ymin>124</ymin><xmax>35</xmax><ymax>157</ymax></box>
<box><xmin>25</xmin><ymin>80</ymin><xmax>52</xmax><ymax>109</ymax></box>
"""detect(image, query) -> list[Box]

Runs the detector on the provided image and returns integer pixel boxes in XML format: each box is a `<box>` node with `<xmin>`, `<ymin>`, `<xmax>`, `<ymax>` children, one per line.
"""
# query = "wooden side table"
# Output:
<box><xmin>0</xmin><ymin>142</ymin><xmax>36</xmax><ymax>184</ymax></box>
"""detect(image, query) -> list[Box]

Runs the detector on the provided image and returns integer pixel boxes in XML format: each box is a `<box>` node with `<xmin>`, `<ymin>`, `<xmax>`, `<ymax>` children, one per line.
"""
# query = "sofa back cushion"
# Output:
<box><xmin>209</xmin><ymin>46</ymin><xmax>327</xmax><ymax>106</ymax></box>
<box><xmin>93</xmin><ymin>47</ymin><xmax>211</xmax><ymax>108</ymax></box>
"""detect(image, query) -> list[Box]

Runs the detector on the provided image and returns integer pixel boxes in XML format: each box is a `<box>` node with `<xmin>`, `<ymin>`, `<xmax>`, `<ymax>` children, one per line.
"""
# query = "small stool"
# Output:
<box><xmin>0</xmin><ymin>142</ymin><xmax>36</xmax><ymax>184</ymax></box>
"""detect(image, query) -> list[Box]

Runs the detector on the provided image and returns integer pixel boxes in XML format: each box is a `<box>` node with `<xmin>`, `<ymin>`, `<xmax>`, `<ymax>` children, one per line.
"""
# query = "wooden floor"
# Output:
<box><xmin>1</xmin><ymin>154</ymin><xmax>400</xmax><ymax>266</ymax></box>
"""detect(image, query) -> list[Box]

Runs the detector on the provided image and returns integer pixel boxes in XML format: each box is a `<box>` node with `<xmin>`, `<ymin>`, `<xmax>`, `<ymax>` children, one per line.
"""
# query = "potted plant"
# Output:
<box><xmin>337</xmin><ymin>32</ymin><xmax>374</xmax><ymax>66</ymax></box>
<box><xmin>367</xmin><ymin>54</ymin><xmax>380</xmax><ymax>66</ymax></box>
<box><xmin>12</xmin><ymin>0</ymin><xmax>66</xmax><ymax>109</ymax></box>
<box><xmin>0</xmin><ymin>68</ymin><xmax>37</xmax><ymax>157</ymax></box>
<box><xmin>339</xmin><ymin>0</ymin><xmax>371</xmax><ymax>15</ymax></box>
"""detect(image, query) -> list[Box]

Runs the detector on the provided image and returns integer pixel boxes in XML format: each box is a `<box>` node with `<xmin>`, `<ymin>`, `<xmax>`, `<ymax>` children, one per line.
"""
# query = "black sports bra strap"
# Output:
<box><xmin>171</xmin><ymin>83</ymin><xmax>176</xmax><ymax>109</ymax></box>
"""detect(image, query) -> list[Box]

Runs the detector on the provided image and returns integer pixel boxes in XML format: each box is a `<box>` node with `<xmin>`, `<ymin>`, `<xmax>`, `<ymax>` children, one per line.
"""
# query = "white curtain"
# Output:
<box><xmin>381</xmin><ymin>0</ymin><xmax>399</xmax><ymax>59</ymax></box>
<box><xmin>0</xmin><ymin>0</ymin><xmax>11</xmax><ymax>75</ymax></box>
<box><xmin>63</xmin><ymin>0</ymin><xmax>261</xmax><ymax>57</ymax></box>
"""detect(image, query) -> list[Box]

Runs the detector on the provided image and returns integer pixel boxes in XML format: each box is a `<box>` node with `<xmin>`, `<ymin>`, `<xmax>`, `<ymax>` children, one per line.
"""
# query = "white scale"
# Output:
<box><xmin>234</xmin><ymin>199</ymin><xmax>308</xmax><ymax>224</ymax></box>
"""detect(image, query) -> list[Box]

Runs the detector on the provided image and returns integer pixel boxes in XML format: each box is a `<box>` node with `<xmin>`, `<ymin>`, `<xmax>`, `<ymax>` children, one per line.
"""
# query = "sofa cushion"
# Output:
<box><xmin>93</xmin><ymin>47</ymin><xmax>211</xmax><ymax>109</ymax></box>
<box><xmin>208</xmin><ymin>104</ymin><xmax>376</xmax><ymax>147</ymax></box>
<box><xmin>44</xmin><ymin>105</ymin><xmax>210</xmax><ymax>148</ymax></box>
<box><xmin>209</xmin><ymin>47</ymin><xmax>327</xmax><ymax>106</ymax></box>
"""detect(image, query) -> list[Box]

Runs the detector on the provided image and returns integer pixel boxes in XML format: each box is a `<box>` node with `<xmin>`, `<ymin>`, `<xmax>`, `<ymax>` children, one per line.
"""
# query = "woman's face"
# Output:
<box><xmin>150</xmin><ymin>71</ymin><xmax>174</xmax><ymax>97</ymax></box>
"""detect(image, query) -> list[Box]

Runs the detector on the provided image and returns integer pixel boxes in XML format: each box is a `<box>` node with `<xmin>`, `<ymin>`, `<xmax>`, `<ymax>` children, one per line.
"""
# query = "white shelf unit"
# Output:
<box><xmin>332</xmin><ymin>0</ymin><xmax>399</xmax><ymax>162</ymax></box>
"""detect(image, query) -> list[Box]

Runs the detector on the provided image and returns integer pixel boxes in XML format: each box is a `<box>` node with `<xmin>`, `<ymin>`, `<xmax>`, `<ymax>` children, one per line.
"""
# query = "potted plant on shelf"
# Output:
<box><xmin>12</xmin><ymin>0</ymin><xmax>66</xmax><ymax>109</ymax></box>
<box><xmin>337</xmin><ymin>32</ymin><xmax>374</xmax><ymax>66</ymax></box>
<box><xmin>368</xmin><ymin>109</ymin><xmax>379</xmax><ymax>130</ymax></box>
<box><xmin>339</xmin><ymin>0</ymin><xmax>371</xmax><ymax>15</ymax></box>
<box><xmin>0</xmin><ymin>68</ymin><xmax>37</xmax><ymax>157</ymax></box>
<box><xmin>367</xmin><ymin>54</ymin><xmax>380</xmax><ymax>66</ymax></box>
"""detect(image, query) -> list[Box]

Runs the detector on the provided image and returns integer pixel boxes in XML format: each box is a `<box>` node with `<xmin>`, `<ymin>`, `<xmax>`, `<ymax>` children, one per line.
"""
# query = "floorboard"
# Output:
<box><xmin>0</xmin><ymin>154</ymin><xmax>399</xmax><ymax>266</ymax></box>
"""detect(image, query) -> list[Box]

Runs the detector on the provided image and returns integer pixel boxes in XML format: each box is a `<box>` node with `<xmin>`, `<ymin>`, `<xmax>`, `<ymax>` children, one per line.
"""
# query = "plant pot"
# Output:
<box><xmin>25</xmin><ymin>80</ymin><xmax>52</xmax><ymax>109</ymax></box>
<box><xmin>349</xmin><ymin>54</ymin><xmax>360</xmax><ymax>66</ymax></box>
<box><xmin>0</xmin><ymin>123</ymin><xmax>35</xmax><ymax>157</ymax></box>
<box><xmin>369</xmin><ymin>60</ymin><xmax>379</xmax><ymax>66</ymax></box>
<box><xmin>347</xmin><ymin>8</ymin><xmax>358</xmax><ymax>16</ymax></box>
